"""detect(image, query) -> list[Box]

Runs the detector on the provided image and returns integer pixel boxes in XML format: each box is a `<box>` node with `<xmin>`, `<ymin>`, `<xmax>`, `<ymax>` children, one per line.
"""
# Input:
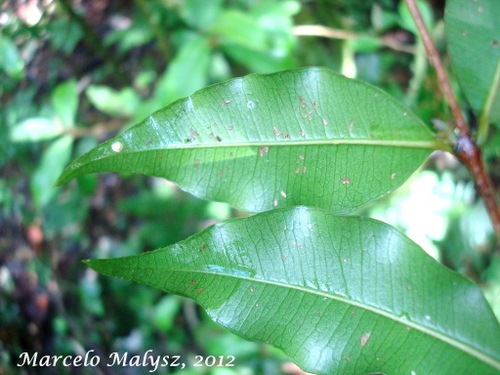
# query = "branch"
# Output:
<box><xmin>67</xmin><ymin>120</ymin><xmax>125</xmax><ymax>139</ymax></box>
<box><xmin>404</xmin><ymin>0</ymin><xmax>500</xmax><ymax>244</ymax></box>
<box><xmin>293</xmin><ymin>25</ymin><xmax>417</xmax><ymax>54</ymax></box>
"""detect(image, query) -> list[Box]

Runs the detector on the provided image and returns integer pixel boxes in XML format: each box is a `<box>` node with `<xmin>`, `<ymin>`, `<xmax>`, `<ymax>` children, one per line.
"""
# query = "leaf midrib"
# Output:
<box><xmin>133</xmin><ymin>265</ymin><xmax>499</xmax><ymax>370</ymax></box>
<box><xmin>122</xmin><ymin>138</ymin><xmax>449</xmax><ymax>151</ymax></box>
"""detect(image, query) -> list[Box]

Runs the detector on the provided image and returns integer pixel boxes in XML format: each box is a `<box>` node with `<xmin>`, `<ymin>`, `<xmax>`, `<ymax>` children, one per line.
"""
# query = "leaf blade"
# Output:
<box><xmin>86</xmin><ymin>207</ymin><xmax>500</xmax><ymax>375</ymax></box>
<box><xmin>56</xmin><ymin>67</ymin><xmax>447</xmax><ymax>213</ymax></box>
<box><xmin>445</xmin><ymin>0</ymin><xmax>500</xmax><ymax>124</ymax></box>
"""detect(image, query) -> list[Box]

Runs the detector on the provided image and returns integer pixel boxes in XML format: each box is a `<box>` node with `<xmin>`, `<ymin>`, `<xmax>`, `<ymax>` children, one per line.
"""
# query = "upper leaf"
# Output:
<box><xmin>445</xmin><ymin>0</ymin><xmax>500</xmax><ymax>124</ymax></box>
<box><xmin>86</xmin><ymin>207</ymin><xmax>500</xmax><ymax>375</ymax></box>
<box><xmin>56</xmin><ymin>67</ymin><xmax>446</xmax><ymax>213</ymax></box>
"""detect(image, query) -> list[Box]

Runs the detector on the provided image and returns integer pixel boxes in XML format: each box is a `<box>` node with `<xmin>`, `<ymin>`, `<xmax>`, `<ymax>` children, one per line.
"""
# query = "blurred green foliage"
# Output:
<box><xmin>0</xmin><ymin>0</ymin><xmax>498</xmax><ymax>374</ymax></box>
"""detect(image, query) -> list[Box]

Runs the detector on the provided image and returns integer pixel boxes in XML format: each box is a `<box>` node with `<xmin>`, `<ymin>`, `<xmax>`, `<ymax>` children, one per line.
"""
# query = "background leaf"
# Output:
<box><xmin>0</xmin><ymin>35</ymin><xmax>24</xmax><ymax>80</ymax></box>
<box><xmin>86</xmin><ymin>207</ymin><xmax>500</xmax><ymax>375</ymax></box>
<box><xmin>31</xmin><ymin>135</ymin><xmax>74</xmax><ymax>207</ymax></box>
<box><xmin>445</xmin><ymin>0</ymin><xmax>500</xmax><ymax>124</ymax></box>
<box><xmin>151</xmin><ymin>35</ymin><xmax>212</xmax><ymax>109</ymax></box>
<box><xmin>52</xmin><ymin>79</ymin><xmax>78</xmax><ymax>129</ymax></box>
<box><xmin>56</xmin><ymin>67</ymin><xmax>446</xmax><ymax>214</ymax></box>
<box><xmin>86</xmin><ymin>85</ymin><xmax>141</xmax><ymax>118</ymax></box>
<box><xmin>180</xmin><ymin>0</ymin><xmax>224</xmax><ymax>29</ymax></box>
<box><xmin>10</xmin><ymin>117</ymin><xmax>64</xmax><ymax>142</ymax></box>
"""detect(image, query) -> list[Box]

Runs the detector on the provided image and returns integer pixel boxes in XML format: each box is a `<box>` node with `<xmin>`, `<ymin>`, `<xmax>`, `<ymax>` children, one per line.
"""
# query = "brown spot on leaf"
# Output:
<box><xmin>299</xmin><ymin>96</ymin><xmax>307</xmax><ymax>109</ymax></box>
<box><xmin>360</xmin><ymin>333</ymin><xmax>371</xmax><ymax>346</ymax></box>
<box><xmin>259</xmin><ymin>146</ymin><xmax>270</xmax><ymax>157</ymax></box>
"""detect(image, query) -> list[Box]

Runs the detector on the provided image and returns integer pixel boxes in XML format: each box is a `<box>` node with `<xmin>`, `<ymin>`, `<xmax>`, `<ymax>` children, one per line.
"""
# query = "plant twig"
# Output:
<box><xmin>293</xmin><ymin>25</ymin><xmax>417</xmax><ymax>54</ymax></box>
<box><xmin>67</xmin><ymin>120</ymin><xmax>125</xmax><ymax>139</ymax></box>
<box><xmin>404</xmin><ymin>0</ymin><xmax>500</xmax><ymax>243</ymax></box>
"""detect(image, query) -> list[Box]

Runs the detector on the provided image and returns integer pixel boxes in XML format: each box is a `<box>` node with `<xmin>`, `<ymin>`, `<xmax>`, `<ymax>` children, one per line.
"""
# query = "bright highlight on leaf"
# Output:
<box><xmin>85</xmin><ymin>207</ymin><xmax>500</xmax><ymax>375</ymax></box>
<box><xmin>56</xmin><ymin>67</ymin><xmax>448</xmax><ymax>213</ymax></box>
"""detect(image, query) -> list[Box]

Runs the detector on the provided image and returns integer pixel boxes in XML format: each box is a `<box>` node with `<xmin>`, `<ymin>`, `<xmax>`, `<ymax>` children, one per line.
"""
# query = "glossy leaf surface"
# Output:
<box><xmin>86</xmin><ymin>207</ymin><xmax>500</xmax><ymax>375</ymax></box>
<box><xmin>445</xmin><ymin>0</ymin><xmax>500</xmax><ymax>123</ymax></box>
<box><xmin>56</xmin><ymin>67</ymin><xmax>446</xmax><ymax>213</ymax></box>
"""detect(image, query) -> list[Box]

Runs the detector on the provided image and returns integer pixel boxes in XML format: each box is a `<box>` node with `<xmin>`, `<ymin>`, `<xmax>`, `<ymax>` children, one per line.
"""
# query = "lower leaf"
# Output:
<box><xmin>86</xmin><ymin>206</ymin><xmax>500</xmax><ymax>375</ymax></box>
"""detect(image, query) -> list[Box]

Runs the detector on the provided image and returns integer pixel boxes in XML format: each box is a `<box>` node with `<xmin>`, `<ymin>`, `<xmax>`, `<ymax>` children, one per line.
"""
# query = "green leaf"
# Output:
<box><xmin>10</xmin><ymin>117</ymin><xmax>63</xmax><ymax>142</ymax></box>
<box><xmin>398</xmin><ymin>0</ymin><xmax>434</xmax><ymax>34</ymax></box>
<box><xmin>152</xmin><ymin>295</ymin><xmax>182</xmax><ymax>332</ymax></box>
<box><xmin>0</xmin><ymin>36</ymin><xmax>24</xmax><ymax>80</ymax></box>
<box><xmin>180</xmin><ymin>0</ymin><xmax>224</xmax><ymax>29</ymax></box>
<box><xmin>152</xmin><ymin>35</ymin><xmax>211</xmax><ymax>108</ymax></box>
<box><xmin>210</xmin><ymin>10</ymin><xmax>268</xmax><ymax>52</ymax></box>
<box><xmin>52</xmin><ymin>79</ymin><xmax>78</xmax><ymax>129</ymax></box>
<box><xmin>56</xmin><ymin>67</ymin><xmax>447</xmax><ymax>213</ymax></box>
<box><xmin>86</xmin><ymin>85</ymin><xmax>141</xmax><ymax>118</ymax></box>
<box><xmin>48</xmin><ymin>16</ymin><xmax>84</xmax><ymax>55</ymax></box>
<box><xmin>221</xmin><ymin>44</ymin><xmax>296</xmax><ymax>73</ymax></box>
<box><xmin>32</xmin><ymin>135</ymin><xmax>74</xmax><ymax>207</ymax></box>
<box><xmin>445</xmin><ymin>0</ymin><xmax>500</xmax><ymax>125</ymax></box>
<box><xmin>86</xmin><ymin>206</ymin><xmax>500</xmax><ymax>375</ymax></box>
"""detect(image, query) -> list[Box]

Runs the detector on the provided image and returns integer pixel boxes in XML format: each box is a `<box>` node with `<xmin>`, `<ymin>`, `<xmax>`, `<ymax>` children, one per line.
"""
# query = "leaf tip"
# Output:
<box><xmin>83</xmin><ymin>258</ymin><xmax>105</xmax><ymax>273</ymax></box>
<box><xmin>83</xmin><ymin>257</ymin><xmax>123</xmax><ymax>279</ymax></box>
